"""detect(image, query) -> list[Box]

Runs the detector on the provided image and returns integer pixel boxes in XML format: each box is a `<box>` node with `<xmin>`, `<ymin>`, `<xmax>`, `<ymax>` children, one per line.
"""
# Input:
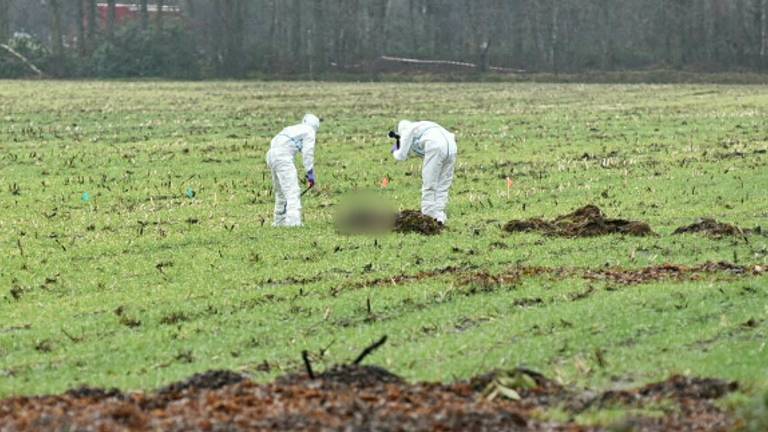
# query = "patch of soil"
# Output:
<box><xmin>278</xmin><ymin>364</ymin><xmax>404</xmax><ymax>388</ymax></box>
<box><xmin>0</xmin><ymin>367</ymin><xmax>739</xmax><ymax>432</ymax></box>
<box><xmin>65</xmin><ymin>386</ymin><xmax>124</xmax><ymax>400</ymax></box>
<box><xmin>351</xmin><ymin>261</ymin><xmax>764</xmax><ymax>294</ymax></box>
<box><xmin>394</xmin><ymin>210</ymin><xmax>445</xmax><ymax>235</ymax></box>
<box><xmin>459</xmin><ymin>271</ymin><xmax>523</xmax><ymax>290</ymax></box>
<box><xmin>504</xmin><ymin>205</ymin><xmax>653</xmax><ymax>237</ymax></box>
<box><xmin>584</xmin><ymin>261</ymin><xmax>765</xmax><ymax>286</ymax></box>
<box><xmin>156</xmin><ymin>370</ymin><xmax>246</xmax><ymax>395</ymax></box>
<box><xmin>638</xmin><ymin>375</ymin><xmax>738</xmax><ymax>400</ymax></box>
<box><xmin>575</xmin><ymin>375</ymin><xmax>738</xmax><ymax>420</ymax></box>
<box><xmin>348</xmin><ymin>265</ymin><xmax>468</xmax><ymax>289</ymax></box>
<box><xmin>674</xmin><ymin>218</ymin><xmax>752</xmax><ymax>237</ymax></box>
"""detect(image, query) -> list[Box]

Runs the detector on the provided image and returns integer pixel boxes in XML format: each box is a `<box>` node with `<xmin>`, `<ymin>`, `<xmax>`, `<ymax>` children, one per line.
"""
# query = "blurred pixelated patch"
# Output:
<box><xmin>334</xmin><ymin>190</ymin><xmax>396</xmax><ymax>235</ymax></box>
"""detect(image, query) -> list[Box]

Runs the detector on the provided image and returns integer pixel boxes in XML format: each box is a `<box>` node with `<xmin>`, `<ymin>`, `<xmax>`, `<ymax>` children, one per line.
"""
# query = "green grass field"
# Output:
<box><xmin>1</xmin><ymin>81</ymin><xmax>767</xmax><ymax>400</ymax></box>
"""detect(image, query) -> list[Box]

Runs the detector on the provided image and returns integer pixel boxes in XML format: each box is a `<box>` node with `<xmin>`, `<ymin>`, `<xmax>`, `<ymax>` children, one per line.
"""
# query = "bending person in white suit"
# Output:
<box><xmin>266</xmin><ymin>114</ymin><xmax>320</xmax><ymax>227</ymax></box>
<box><xmin>389</xmin><ymin>120</ymin><xmax>458</xmax><ymax>224</ymax></box>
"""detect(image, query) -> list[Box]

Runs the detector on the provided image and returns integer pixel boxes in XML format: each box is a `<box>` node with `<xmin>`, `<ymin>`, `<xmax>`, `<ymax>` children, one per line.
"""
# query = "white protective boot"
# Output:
<box><xmin>267</xmin><ymin>152</ymin><xmax>302</xmax><ymax>227</ymax></box>
<box><xmin>420</xmin><ymin>131</ymin><xmax>457</xmax><ymax>223</ymax></box>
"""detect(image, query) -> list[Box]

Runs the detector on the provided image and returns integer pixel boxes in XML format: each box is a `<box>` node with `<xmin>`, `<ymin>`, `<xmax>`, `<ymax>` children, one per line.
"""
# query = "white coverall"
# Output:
<box><xmin>266</xmin><ymin>115</ymin><xmax>319</xmax><ymax>227</ymax></box>
<box><xmin>393</xmin><ymin>121</ymin><xmax>457</xmax><ymax>224</ymax></box>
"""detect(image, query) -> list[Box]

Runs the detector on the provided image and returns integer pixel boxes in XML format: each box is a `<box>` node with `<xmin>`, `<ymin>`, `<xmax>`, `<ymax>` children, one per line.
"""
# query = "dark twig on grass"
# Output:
<box><xmin>61</xmin><ymin>328</ymin><xmax>83</xmax><ymax>343</ymax></box>
<box><xmin>353</xmin><ymin>336</ymin><xmax>388</xmax><ymax>365</ymax></box>
<box><xmin>302</xmin><ymin>350</ymin><xmax>315</xmax><ymax>379</ymax></box>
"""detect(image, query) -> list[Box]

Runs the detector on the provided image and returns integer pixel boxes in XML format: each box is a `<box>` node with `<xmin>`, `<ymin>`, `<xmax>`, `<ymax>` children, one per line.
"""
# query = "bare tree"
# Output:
<box><xmin>140</xmin><ymin>0</ymin><xmax>149</xmax><ymax>30</ymax></box>
<box><xmin>549</xmin><ymin>0</ymin><xmax>560</xmax><ymax>74</ymax></box>
<box><xmin>48</xmin><ymin>0</ymin><xmax>64</xmax><ymax>74</ymax></box>
<box><xmin>218</xmin><ymin>0</ymin><xmax>247</xmax><ymax>76</ymax></box>
<box><xmin>762</xmin><ymin>0</ymin><xmax>768</xmax><ymax>60</ymax></box>
<box><xmin>268</xmin><ymin>0</ymin><xmax>278</xmax><ymax>70</ymax></box>
<box><xmin>290</xmin><ymin>0</ymin><xmax>302</xmax><ymax>72</ymax></box>
<box><xmin>6</xmin><ymin>0</ymin><xmax>768</xmax><ymax>77</ymax></box>
<box><xmin>157</xmin><ymin>0</ymin><xmax>165</xmax><ymax>29</ymax></box>
<box><xmin>598</xmin><ymin>0</ymin><xmax>615</xmax><ymax>69</ymax></box>
<box><xmin>183</xmin><ymin>0</ymin><xmax>196</xmax><ymax>21</ymax></box>
<box><xmin>0</xmin><ymin>0</ymin><xmax>11</xmax><ymax>41</ymax></box>
<box><xmin>76</xmin><ymin>0</ymin><xmax>86</xmax><ymax>56</ymax></box>
<box><xmin>370</xmin><ymin>0</ymin><xmax>388</xmax><ymax>57</ymax></box>
<box><xmin>311</xmin><ymin>0</ymin><xmax>327</xmax><ymax>73</ymax></box>
<box><xmin>86</xmin><ymin>0</ymin><xmax>96</xmax><ymax>47</ymax></box>
<box><xmin>107</xmin><ymin>0</ymin><xmax>116</xmax><ymax>38</ymax></box>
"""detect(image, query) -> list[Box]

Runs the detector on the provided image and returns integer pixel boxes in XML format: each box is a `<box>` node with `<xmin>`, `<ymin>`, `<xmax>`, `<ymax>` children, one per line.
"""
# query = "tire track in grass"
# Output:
<box><xmin>199</xmin><ymin>261</ymin><xmax>767</xmax><ymax>330</ymax></box>
<box><xmin>300</xmin><ymin>269</ymin><xmax>768</xmax><ymax>376</ymax></box>
<box><xmin>331</xmin><ymin>261</ymin><xmax>765</xmax><ymax>297</ymax></box>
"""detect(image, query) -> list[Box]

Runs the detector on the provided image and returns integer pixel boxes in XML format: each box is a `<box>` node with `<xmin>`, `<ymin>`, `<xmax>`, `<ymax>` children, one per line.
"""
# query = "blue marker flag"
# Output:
<box><xmin>82</xmin><ymin>192</ymin><xmax>90</xmax><ymax>202</ymax></box>
<box><xmin>186</xmin><ymin>188</ymin><xmax>196</xmax><ymax>199</ymax></box>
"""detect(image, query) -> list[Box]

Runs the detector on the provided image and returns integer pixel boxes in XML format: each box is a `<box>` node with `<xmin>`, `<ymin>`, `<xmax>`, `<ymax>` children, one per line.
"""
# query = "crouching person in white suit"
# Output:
<box><xmin>390</xmin><ymin>120</ymin><xmax>458</xmax><ymax>224</ymax></box>
<box><xmin>266</xmin><ymin>114</ymin><xmax>320</xmax><ymax>227</ymax></box>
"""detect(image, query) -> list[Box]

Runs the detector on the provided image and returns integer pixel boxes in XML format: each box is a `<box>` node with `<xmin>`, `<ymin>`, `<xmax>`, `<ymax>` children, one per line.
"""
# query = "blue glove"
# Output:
<box><xmin>388</xmin><ymin>131</ymin><xmax>401</xmax><ymax>153</ymax></box>
<box><xmin>306</xmin><ymin>169</ymin><xmax>316</xmax><ymax>188</ymax></box>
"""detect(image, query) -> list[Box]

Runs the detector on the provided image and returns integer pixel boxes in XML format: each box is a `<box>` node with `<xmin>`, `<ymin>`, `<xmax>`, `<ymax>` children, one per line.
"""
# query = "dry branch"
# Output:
<box><xmin>353</xmin><ymin>336</ymin><xmax>388</xmax><ymax>365</ymax></box>
<box><xmin>378</xmin><ymin>55</ymin><xmax>526</xmax><ymax>73</ymax></box>
<box><xmin>0</xmin><ymin>44</ymin><xmax>44</xmax><ymax>76</ymax></box>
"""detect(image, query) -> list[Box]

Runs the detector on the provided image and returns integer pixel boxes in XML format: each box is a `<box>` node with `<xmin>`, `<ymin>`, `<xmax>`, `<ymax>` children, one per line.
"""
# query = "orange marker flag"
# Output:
<box><xmin>380</xmin><ymin>177</ymin><xmax>390</xmax><ymax>188</ymax></box>
<box><xmin>506</xmin><ymin>177</ymin><xmax>513</xmax><ymax>199</ymax></box>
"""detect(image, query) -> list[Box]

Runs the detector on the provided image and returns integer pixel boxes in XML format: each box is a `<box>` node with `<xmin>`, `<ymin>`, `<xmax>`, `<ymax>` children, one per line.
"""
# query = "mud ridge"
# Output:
<box><xmin>350</xmin><ymin>261</ymin><xmax>765</xmax><ymax>292</ymax></box>
<box><xmin>583</xmin><ymin>261</ymin><xmax>765</xmax><ymax>285</ymax></box>
<box><xmin>504</xmin><ymin>205</ymin><xmax>653</xmax><ymax>237</ymax></box>
<box><xmin>394</xmin><ymin>210</ymin><xmax>445</xmax><ymax>235</ymax></box>
<box><xmin>277</xmin><ymin>364</ymin><xmax>404</xmax><ymax>388</ymax></box>
<box><xmin>674</xmin><ymin>218</ymin><xmax>756</xmax><ymax>238</ymax></box>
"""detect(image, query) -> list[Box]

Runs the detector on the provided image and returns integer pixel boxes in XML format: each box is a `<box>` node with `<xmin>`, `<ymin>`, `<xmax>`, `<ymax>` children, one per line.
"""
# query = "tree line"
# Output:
<box><xmin>1</xmin><ymin>0</ymin><xmax>768</xmax><ymax>79</ymax></box>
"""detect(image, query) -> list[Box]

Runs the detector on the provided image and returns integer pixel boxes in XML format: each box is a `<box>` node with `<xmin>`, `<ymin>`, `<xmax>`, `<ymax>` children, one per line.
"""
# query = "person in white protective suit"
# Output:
<box><xmin>266</xmin><ymin>114</ymin><xmax>321</xmax><ymax>227</ymax></box>
<box><xmin>389</xmin><ymin>120</ymin><xmax>458</xmax><ymax>224</ymax></box>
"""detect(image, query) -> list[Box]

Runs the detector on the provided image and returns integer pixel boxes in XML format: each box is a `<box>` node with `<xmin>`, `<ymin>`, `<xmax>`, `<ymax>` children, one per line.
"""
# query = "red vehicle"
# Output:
<box><xmin>95</xmin><ymin>3</ymin><xmax>181</xmax><ymax>28</ymax></box>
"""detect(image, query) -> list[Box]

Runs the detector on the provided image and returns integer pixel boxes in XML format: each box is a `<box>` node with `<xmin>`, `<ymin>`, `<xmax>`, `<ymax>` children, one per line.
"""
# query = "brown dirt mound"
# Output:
<box><xmin>674</xmin><ymin>218</ymin><xmax>752</xmax><ymax>237</ymax></box>
<box><xmin>394</xmin><ymin>210</ymin><xmax>445</xmax><ymax>235</ymax></box>
<box><xmin>504</xmin><ymin>205</ymin><xmax>653</xmax><ymax>237</ymax></box>
<box><xmin>576</xmin><ymin>375</ymin><xmax>737</xmax><ymax>410</ymax></box>
<box><xmin>570</xmin><ymin>376</ymin><xmax>738</xmax><ymax>432</ymax></box>
<box><xmin>277</xmin><ymin>364</ymin><xmax>404</xmax><ymax>388</ymax></box>
<box><xmin>156</xmin><ymin>370</ymin><xmax>246</xmax><ymax>395</ymax></box>
<box><xmin>638</xmin><ymin>375</ymin><xmax>738</xmax><ymax>400</ymax></box>
<box><xmin>143</xmin><ymin>370</ymin><xmax>248</xmax><ymax>410</ymax></box>
<box><xmin>458</xmin><ymin>271</ymin><xmax>524</xmax><ymax>290</ymax></box>
<box><xmin>0</xmin><ymin>366</ymin><xmax>741</xmax><ymax>432</ymax></box>
<box><xmin>65</xmin><ymin>386</ymin><xmax>124</xmax><ymax>400</ymax></box>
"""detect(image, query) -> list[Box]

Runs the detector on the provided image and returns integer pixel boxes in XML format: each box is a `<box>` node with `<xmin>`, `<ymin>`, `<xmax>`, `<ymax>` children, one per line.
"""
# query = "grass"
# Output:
<box><xmin>0</xmin><ymin>80</ymin><xmax>767</xmax><ymax>400</ymax></box>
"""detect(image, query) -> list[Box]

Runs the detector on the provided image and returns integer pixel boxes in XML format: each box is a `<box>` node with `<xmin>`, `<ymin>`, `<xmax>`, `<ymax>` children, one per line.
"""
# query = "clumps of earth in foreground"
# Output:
<box><xmin>674</xmin><ymin>218</ymin><xmax>758</xmax><ymax>238</ymax></box>
<box><xmin>0</xmin><ymin>365</ymin><xmax>740</xmax><ymax>431</ymax></box>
